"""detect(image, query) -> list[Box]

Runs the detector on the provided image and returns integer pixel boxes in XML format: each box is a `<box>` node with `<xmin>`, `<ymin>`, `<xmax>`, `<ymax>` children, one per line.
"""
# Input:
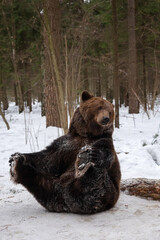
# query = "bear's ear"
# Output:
<box><xmin>81</xmin><ymin>91</ymin><xmax>93</xmax><ymax>102</ymax></box>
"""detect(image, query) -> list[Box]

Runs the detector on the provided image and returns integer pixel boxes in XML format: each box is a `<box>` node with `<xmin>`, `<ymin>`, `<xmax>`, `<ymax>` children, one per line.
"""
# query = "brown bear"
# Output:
<box><xmin>9</xmin><ymin>91</ymin><xmax>121</xmax><ymax>214</ymax></box>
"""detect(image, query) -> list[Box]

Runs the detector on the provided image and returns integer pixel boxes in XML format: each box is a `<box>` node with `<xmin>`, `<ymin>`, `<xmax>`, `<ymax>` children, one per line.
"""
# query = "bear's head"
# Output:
<box><xmin>69</xmin><ymin>91</ymin><xmax>114</xmax><ymax>137</ymax></box>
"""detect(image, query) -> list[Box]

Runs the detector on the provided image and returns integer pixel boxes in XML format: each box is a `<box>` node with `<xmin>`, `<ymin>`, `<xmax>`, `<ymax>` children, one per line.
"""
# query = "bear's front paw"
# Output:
<box><xmin>75</xmin><ymin>146</ymin><xmax>103</xmax><ymax>178</ymax></box>
<box><xmin>85</xmin><ymin>148</ymin><xmax>104</xmax><ymax>166</ymax></box>
<box><xmin>9</xmin><ymin>153</ymin><xmax>25</xmax><ymax>182</ymax></box>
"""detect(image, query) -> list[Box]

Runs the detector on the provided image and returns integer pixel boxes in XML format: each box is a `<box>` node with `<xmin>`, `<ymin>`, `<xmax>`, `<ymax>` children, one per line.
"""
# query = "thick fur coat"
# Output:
<box><xmin>9</xmin><ymin>91</ymin><xmax>121</xmax><ymax>214</ymax></box>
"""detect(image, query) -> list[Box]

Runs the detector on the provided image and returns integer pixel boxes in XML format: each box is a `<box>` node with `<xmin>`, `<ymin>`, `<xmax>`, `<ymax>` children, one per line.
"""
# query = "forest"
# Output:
<box><xmin>0</xmin><ymin>0</ymin><xmax>160</xmax><ymax>132</ymax></box>
<box><xmin>1</xmin><ymin>1</ymin><xmax>160</xmax><ymax>239</ymax></box>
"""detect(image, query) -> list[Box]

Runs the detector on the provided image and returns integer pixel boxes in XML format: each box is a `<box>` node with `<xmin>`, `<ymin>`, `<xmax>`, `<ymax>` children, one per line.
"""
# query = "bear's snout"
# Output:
<box><xmin>101</xmin><ymin>116</ymin><xmax>110</xmax><ymax>125</ymax></box>
<box><xmin>96</xmin><ymin>109</ymin><xmax>110</xmax><ymax>126</ymax></box>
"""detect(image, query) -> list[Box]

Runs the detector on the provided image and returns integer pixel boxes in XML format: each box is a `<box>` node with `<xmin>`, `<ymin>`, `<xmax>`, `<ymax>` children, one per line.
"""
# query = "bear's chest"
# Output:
<box><xmin>60</xmin><ymin>136</ymin><xmax>94</xmax><ymax>152</ymax></box>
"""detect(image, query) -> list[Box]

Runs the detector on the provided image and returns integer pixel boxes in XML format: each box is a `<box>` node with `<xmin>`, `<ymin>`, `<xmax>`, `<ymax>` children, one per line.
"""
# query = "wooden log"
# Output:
<box><xmin>121</xmin><ymin>178</ymin><xmax>160</xmax><ymax>200</ymax></box>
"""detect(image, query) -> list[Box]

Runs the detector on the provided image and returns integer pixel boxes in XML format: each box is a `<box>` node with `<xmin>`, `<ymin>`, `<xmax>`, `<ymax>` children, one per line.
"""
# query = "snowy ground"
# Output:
<box><xmin>0</xmin><ymin>102</ymin><xmax>160</xmax><ymax>240</ymax></box>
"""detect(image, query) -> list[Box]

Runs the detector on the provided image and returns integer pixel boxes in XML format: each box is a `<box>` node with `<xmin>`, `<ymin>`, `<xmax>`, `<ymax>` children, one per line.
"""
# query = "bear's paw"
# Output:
<box><xmin>9</xmin><ymin>153</ymin><xmax>24</xmax><ymax>182</ymax></box>
<box><xmin>75</xmin><ymin>145</ymin><xmax>104</xmax><ymax>178</ymax></box>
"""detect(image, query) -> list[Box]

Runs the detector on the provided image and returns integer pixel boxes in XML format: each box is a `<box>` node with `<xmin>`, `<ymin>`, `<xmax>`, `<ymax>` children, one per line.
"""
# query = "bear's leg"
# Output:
<box><xmin>49</xmin><ymin>144</ymin><xmax>118</xmax><ymax>213</ymax></box>
<box><xmin>58</xmin><ymin>145</ymin><xmax>118</xmax><ymax>213</ymax></box>
<box><xmin>9</xmin><ymin>154</ymin><xmax>118</xmax><ymax>213</ymax></box>
<box><xmin>58</xmin><ymin>166</ymin><xmax>117</xmax><ymax>214</ymax></box>
<box><xmin>9</xmin><ymin>153</ymin><xmax>53</xmax><ymax>208</ymax></box>
<box><xmin>9</xmin><ymin>150</ymin><xmax>59</xmax><ymax>177</ymax></box>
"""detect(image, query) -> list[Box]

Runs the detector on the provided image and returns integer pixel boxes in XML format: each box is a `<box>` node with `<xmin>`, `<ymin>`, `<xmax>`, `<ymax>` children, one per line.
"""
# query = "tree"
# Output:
<box><xmin>1</xmin><ymin>0</ymin><xmax>42</xmax><ymax>113</ymax></box>
<box><xmin>0</xmin><ymin>73</ymin><xmax>8</xmax><ymax>111</ymax></box>
<box><xmin>1</xmin><ymin>0</ymin><xmax>160</xmax><ymax>126</ymax></box>
<box><xmin>43</xmin><ymin>0</ymin><xmax>61</xmax><ymax>127</ymax></box>
<box><xmin>0</xmin><ymin>105</ymin><xmax>10</xmax><ymax>129</ymax></box>
<box><xmin>112</xmin><ymin>0</ymin><xmax>119</xmax><ymax>128</ymax></box>
<box><xmin>43</xmin><ymin>0</ymin><xmax>68</xmax><ymax>132</ymax></box>
<box><xmin>135</xmin><ymin>0</ymin><xmax>160</xmax><ymax>112</ymax></box>
<box><xmin>128</xmin><ymin>0</ymin><xmax>139</xmax><ymax>113</ymax></box>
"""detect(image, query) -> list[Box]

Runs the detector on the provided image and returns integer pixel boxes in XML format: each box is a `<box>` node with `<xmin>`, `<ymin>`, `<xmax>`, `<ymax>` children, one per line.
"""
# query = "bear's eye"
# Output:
<box><xmin>97</xmin><ymin>106</ymin><xmax>103</xmax><ymax>111</ymax></box>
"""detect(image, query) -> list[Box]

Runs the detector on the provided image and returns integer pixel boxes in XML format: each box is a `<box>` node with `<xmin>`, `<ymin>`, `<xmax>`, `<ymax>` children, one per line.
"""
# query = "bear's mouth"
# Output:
<box><xmin>102</xmin><ymin>122</ymin><xmax>113</xmax><ymax>132</ymax></box>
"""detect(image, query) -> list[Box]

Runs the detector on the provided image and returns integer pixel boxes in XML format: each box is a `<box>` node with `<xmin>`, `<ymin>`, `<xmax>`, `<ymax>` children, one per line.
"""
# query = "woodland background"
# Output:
<box><xmin>0</xmin><ymin>3</ymin><xmax>160</xmax><ymax>238</ymax></box>
<box><xmin>0</xmin><ymin>0</ymin><xmax>160</xmax><ymax>132</ymax></box>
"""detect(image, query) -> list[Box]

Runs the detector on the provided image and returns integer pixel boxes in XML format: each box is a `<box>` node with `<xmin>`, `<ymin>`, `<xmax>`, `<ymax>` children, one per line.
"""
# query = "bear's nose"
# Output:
<box><xmin>101</xmin><ymin>117</ymin><xmax>110</xmax><ymax>125</ymax></box>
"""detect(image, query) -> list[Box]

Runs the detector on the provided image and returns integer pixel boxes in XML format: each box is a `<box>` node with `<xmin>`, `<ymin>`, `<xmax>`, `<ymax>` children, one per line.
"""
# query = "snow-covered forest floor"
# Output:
<box><xmin>0</xmin><ymin>102</ymin><xmax>160</xmax><ymax>240</ymax></box>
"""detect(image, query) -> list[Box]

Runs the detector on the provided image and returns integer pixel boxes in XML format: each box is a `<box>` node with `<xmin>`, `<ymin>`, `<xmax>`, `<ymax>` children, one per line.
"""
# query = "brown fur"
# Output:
<box><xmin>9</xmin><ymin>91</ymin><xmax>121</xmax><ymax>214</ymax></box>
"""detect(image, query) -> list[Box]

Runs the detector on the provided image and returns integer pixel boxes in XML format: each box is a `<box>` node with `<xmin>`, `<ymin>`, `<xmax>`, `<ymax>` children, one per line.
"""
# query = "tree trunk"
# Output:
<box><xmin>120</xmin><ymin>85</ymin><xmax>125</xmax><ymax>106</ymax></box>
<box><xmin>142</xmin><ymin>47</ymin><xmax>147</xmax><ymax>112</ymax></box>
<box><xmin>124</xmin><ymin>92</ymin><xmax>129</xmax><ymax>107</ymax></box>
<box><xmin>112</xmin><ymin>0</ymin><xmax>119</xmax><ymax>128</ymax></box>
<box><xmin>43</xmin><ymin>0</ymin><xmax>61</xmax><ymax>128</ymax></box>
<box><xmin>27</xmin><ymin>79</ymin><xmax>32</xmax><ymax>112</ymax></box>
<box><xmin>14</xmin><ymin>83</ymin><xmax>18</xmax><ymax>106</ymax></box>
<box><xmin>121</xmin><ymin>178</ymin><xmax>160</xmax><ymax>200</ymax></box>
<box><xmin>43</xmin><ymin>0</ymin><xmax>68</xmax><ymax>133</ymax></box>
<box><xmin>95</xmin><ymin>67</ymin><xmax>101</xmax><ymax>97</ymax></box>
<box><xmin>151</xmin><ymin>50</ymin><xmax>159</xmax><ymax>110</ymax></box>
<box><xmin>0</xmin><ymin>70</ymin><xmax>8</xmax><ymax>111</ymax></box>
<box><xmin>83</xmin><ymin>60</ymin><xmax>89</xmax><ymax>91</ymax></box>
<box><xmin>0</xmin><ymin>105</ymin><xmax>10</xmax><ymax>130</ymax></box>
<box><xmin>128</xmin><ymin>0</ymin><xmax>139</xmax><ymax>114</ymax></box>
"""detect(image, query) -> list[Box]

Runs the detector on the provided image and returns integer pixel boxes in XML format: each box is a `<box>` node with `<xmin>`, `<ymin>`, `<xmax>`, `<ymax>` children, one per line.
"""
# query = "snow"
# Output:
<box><xmin>114</xmin><ymin>108</ymin><xmax>160</xmax><ymax>179</ymax></box>
<box><xmin>0</xmin><ymin>102</ymin><xmax>160</xmax><ymax>240</ymax></box>
<box><xmin>114</xmin><ymin>106</ymin><xmax>160</xmax><ymax>179</ymax></box>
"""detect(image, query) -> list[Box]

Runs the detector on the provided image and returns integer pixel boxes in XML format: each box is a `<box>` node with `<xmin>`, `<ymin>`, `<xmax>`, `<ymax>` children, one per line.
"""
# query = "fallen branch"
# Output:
<box><xmin>121</xmin><ymin>178</ymin><xmax>160</xmax><ymax>200</ymax></box>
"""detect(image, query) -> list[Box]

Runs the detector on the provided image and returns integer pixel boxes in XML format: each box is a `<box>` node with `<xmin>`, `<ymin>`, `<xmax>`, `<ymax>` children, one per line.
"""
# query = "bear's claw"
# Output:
<box><xmin>78</xmin><ymin>163</ymin><xmax>86</xmax><ymax>170</ymax></box>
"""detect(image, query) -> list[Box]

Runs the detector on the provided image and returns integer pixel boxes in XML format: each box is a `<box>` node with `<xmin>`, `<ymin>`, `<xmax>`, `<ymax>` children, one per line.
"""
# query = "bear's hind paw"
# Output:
<box><xmin>9</xmin><ymin>153</ymin><xmax>24</xmax><ymax>182</ymax></box>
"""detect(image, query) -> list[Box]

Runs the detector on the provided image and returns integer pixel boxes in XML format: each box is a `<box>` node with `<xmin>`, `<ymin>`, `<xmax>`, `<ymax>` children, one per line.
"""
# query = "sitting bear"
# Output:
<box><xmin>9</xmin><ymin>91</ymin><xmax>121</xmax><ymax>214</ymax></box>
